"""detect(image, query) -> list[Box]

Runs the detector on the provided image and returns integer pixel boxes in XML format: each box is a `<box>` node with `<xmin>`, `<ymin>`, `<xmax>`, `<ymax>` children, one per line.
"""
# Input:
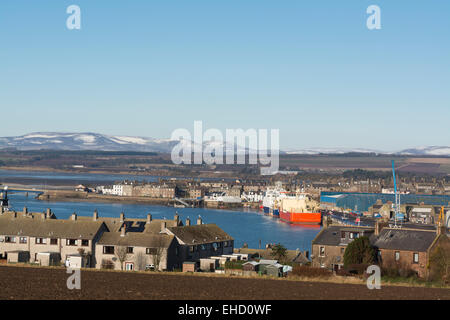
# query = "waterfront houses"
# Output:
<box><xmin>311</xmin><ymin>225</ymin><xmax>375</xmax><ymax>270</ymax></box>
<box><xmin>0</xmin><ymin>209</ymin><xmax>108</xmax><ymax>267</ymax></box>
<box><xmin>0</xmin><ymin>208</ymin><xmax>234</xmax><ymax>271</ymax></box>
<box><xmin>311</xmin><ymin>219</ymin><xmax>449</xmax><ymax>278</ymax></box>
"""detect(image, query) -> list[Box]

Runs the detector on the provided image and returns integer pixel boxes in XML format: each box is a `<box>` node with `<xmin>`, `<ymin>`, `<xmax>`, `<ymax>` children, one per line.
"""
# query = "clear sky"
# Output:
<box><xmin>0</xmin><ymin>1</ymin><xmax>449</xmax><ymax>151</ymax></box>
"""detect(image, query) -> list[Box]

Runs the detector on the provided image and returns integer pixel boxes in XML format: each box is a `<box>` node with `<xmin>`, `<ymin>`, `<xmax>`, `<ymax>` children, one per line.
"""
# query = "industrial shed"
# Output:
<box><xmin>242</xmin><ymin>261</ymin><xmax>260</xmax><ymax>272</ymax></box>
<box><xmin>264</xmin><ymin>263</ymin><xmax>284</xmax><ymax>277</ymax></box>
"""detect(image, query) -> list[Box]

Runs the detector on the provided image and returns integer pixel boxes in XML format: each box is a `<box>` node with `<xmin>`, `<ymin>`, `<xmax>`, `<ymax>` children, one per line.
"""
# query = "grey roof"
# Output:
<box><xmin>312</xmin><ymin>226</ymin><xmax>375</xmax><ymax>246</ymax></box>
<box><xmin>76</xmin><ymin>216</ymin><xmax>181</xmax><ymax>233</ymax></box>
<box><xmin>167</xmin><ymin>224</ymin><xmax>233</xmax><ymax>245</ymax></box>
<box><xmin>97</xmin><ymin>232</ymin><xmax>174</xmax><ymax>248</ymax></box>
<box><xmin>259</xmin><ymin>259</ymin><xmax>278</xmax><ymax>265</ymax></box>
<box><xmin>0</xmin><ymin>216</ymin><xmax>105</xmax><ymax>239</ymax></box>
<box><xmin>373</xmin><ymin>228</ymin><xmax>437</xmax><ymax>252</ymax></box>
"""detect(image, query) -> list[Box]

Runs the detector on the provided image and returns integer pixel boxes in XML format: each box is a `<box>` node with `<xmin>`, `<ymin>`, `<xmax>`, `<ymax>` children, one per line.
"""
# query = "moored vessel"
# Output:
<box><xmin>279</xmin><ymin>195</ymin><xmax>321</xmax><ymax>225</ymax></box>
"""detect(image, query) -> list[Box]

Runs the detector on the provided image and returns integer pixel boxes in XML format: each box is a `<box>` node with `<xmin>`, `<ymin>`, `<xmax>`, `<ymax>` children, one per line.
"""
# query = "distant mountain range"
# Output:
<box><xmin>0</xmin><ymin>132</ymin><xmax>449</xmax><ymax>156</ymax></box>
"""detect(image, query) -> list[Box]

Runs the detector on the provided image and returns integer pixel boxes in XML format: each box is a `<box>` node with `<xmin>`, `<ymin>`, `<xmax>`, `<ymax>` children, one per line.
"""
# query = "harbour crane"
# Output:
<box><xmin>391</xmin><ymin>160</ymin><xmax>404</xmax><ymax>228</ymax></box>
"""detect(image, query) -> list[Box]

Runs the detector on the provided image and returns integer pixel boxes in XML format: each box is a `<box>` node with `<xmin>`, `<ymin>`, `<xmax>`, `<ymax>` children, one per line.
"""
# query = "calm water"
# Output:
<box><xmin>7</xmin><ymin>192</ymin><xmax>321</xmax><ymax>252</ymax></box>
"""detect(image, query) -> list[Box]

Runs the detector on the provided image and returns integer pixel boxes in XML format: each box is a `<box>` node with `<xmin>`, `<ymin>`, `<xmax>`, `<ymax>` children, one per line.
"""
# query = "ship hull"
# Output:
<box><xmin>279</xmin><ymin>211</ymin><xmax>322</xmax><ymax>225</ymax></box>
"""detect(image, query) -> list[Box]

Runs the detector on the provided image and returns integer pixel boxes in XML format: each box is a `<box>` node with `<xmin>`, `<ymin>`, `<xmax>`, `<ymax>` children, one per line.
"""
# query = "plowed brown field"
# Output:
<box><xmin>0</xmin><ymin>266</ymin><xmax>448</xmax><ymax>300</ymax></box>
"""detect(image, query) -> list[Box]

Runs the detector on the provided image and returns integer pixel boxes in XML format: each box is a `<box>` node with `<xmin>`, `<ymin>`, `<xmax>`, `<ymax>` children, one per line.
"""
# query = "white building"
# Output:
<box><xmin>241</xmin><ymin>191</ymin><xmax>264</xmax><ymax>203</ymax></box>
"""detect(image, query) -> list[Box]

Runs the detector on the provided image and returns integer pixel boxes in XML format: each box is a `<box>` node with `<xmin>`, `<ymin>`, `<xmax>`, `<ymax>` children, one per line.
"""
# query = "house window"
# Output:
<box><xmin>189</xmin><ymin>246</ymin><xmax>195</xmax><ymax>253</ymax></box>
<box><xmin>103</xmin><ymin>246</ymin><xmax>115</xmax><ymax>254</ymax></box>
<box><xmin>127</xmin><ymin>247</ymin><xmax>134</xmax><ymax>254</ymax></box>
<box><xmin>213</xmin><ymin>243</ymin><xmax>218</xmax><ymax>251</ymax></box>
<box><xmin>36</xmin><ymin>238</ymin><xmax>46</xmax><ymax>245</ymax></box>
<box><xmin>81</xmin><ymin>239</ymin><xmax>89</xmax><ymax>246</ymax></box>
<box><xmin>413</xmin><ymin>253</ymin><xmax>419</xmax><ymax>264</ymax></box>
<box><xmin>201</xmin><ymin>244</ymin><xmax>206</xmax><ymax>251</ymax></box>
<box><xmin>146</xmin><ymin>248</ymin><xmax>157</xmax><ymax>255</ymax></box>
<box><xmin>395</xmin><ymin>251</ymin><xmax>400</xmax><ymax>261</ymax></box>
<box><xmin>5</xmin><ymin>236</ymin><xmax>16</xmax><ymax>243</ymax></box>
<box><xmin>340</xmin><ymin>247</ymin><xmax>345</xmax><ymax>255</ymax></box>
<box><xmin>66</xmin><ymin>239</ymin><xmax>77</xmax><ymax>246</ymax></box>
<box><xmin>319</xmin><ymin>246</ymin><xmax>325</xmax><ymax>257</ymax></box>
<box><xmin>19</xmin><ymin>237</ymin><xmax>27</xmax><ymax>244</ymax></box>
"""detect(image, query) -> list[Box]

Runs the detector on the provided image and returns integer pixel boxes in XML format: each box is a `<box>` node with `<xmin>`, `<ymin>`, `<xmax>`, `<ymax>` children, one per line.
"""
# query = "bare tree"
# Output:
<box><xmin>115</xmin><ymin>245</ymin><xmax>128</xmax><ymax>271</ymax></box>
<box><xmin>151</xmin><ymin>236</ymin><xmax>167</xmax><ymax>271</ymax></box>
<box><xmin>429</xmin><ymin>236</ymin><xmax>450</xmax><ymax>283</ymax></box>
<box><xmin>135</xmin><ymin>252</ymin><xmax>146</xmax><ymax>271</ymax></box>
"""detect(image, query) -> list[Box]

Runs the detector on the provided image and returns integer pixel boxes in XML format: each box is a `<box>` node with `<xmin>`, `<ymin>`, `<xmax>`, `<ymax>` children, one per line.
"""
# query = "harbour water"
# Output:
<box><xmin>7</xmin><ymin>192</ymin><xmax>321</xmax><ymax>252</ymax></box>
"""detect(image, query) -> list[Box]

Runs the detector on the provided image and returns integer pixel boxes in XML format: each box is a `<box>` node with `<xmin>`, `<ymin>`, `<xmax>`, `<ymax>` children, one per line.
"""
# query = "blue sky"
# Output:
<box><xmin>0</xmin><ymin>1</ymin><xmax>449</xmax><ymax>151</ymax></box>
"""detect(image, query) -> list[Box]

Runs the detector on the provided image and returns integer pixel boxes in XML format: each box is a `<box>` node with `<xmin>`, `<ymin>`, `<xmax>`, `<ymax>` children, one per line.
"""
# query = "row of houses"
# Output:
<box><xmin>311</xmin><ymin>220</ymin><xmax>449</xmax><ymax>278</ymax></box>
<box><xmin>95</xmin><ymin>180</ymin><xmax>267</xmax><ymax>204</ymax></box>
<box><xmin>0</xmin><ymin>208</ymin><xmax>234</xmax><ymax>271</ymax></box>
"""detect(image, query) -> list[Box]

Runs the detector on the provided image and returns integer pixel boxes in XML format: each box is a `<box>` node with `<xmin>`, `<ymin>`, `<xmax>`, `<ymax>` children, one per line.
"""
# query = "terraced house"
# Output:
<box><xmin>95</xmin><ymin>214</ymin><xmax>234</xmax><ymax>271</ymax></box>
<box><xmin>311</xmin><ymin>220</ymin><xmax>449</xmax><ymax>278</ymax></box>
<box><xmin>311</xmin><ymin>225</ymin><xmax>375</xmax><ymax>270</ymax></box>
<box><xmin>0</xmin><ymin>206</ymin><xmax>234</xmax><ymax>272</ymax></box>
<box><xmin>0</xmin><ymin>209</ymin><xmax>107</xmax><ymax>267</ymax></box>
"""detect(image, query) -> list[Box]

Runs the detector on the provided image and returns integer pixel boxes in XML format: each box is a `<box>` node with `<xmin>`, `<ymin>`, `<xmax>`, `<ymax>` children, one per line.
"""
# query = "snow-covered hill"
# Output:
<box><xmin>0</xmin><ymin>132</ymin><xmax>448</xmax><ymax>156</ymax></box>
<box><xmin>0</xmin><ymin>133</ymin><xmax>178</xmax><ymax>152</ymax></box>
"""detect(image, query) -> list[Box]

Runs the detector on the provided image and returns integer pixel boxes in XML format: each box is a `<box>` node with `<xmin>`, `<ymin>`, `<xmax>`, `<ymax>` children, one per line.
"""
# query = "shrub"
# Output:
<box><xmin>344</xmin><ymin>263</ymin><xmax>370</xmax><ymax>276</ymax></box>
<box><xmin>101</xmin><ymin>259</ymin><xmax>115</xmax><ymax>270</ymax></box>
<box><xmin>428</xmin><ymin>235</ymin><xmax>450</xmax><ymax>284</ymax></box>
<box><xmin>289</xmin><ymin>265</ymin><xmax>332</xmax><ymax>279</ymax></box>
<box><xmin>270</xmin><ymin>244</ymin><xmax>288</xmax><ymax>263</ymax></box>
<box><xmin>343</xmin><ymin>236</ymin><xmax>375</xmax><ymax>267</ymax></box>
<box><xmin>225</xmin><ymin>260</ymin><xmax>246</xmax><ymax>270</ymax></box>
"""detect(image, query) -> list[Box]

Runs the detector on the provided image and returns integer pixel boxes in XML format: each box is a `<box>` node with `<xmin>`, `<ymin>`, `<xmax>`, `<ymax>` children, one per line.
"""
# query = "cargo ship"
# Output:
<box><xmin>279</xmin><ymin>196</ymin><xmax>322</xmax><ymax>225</ymax></box>
<box><xmin>262</xmin><ymin>186</ymin><xmax>285</xmax><ymax>215</ymax></box>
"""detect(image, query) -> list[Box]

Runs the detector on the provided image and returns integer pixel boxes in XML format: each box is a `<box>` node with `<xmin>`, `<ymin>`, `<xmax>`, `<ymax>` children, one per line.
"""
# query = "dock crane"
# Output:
<box><xmin>391</xmin><ymin>160</ymin><xmax>404</xmax><ymax>228</ymax></box>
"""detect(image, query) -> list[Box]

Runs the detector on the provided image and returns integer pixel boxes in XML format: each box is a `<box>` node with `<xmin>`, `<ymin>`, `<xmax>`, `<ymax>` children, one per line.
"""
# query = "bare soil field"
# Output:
<box><xmin>0</xmin><ymin>266</ymin><xmax>448</xmax><ymax>300</ymax></box>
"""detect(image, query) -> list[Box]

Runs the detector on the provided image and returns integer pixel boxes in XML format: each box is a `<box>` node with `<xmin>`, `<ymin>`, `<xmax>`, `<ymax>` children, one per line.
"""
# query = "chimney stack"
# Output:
<box><xmin>375</xmin><ymin>220</ymin><xmax>387</xmax><ymax>236</ymax></box>
<box><xmin>185</xmin><ymin>217</ymin><xmax>191</xmax><ymax>226</ymax></box>
<box><xmin>71</xmin><ymin>212</ymin><xmax>77</xmax><ymax>221</ymax></box>
<box><xmin>23</xmin><ymin>207</ymin><xmax>28</xmax><ymax>216</ymax></box>
<box><xmin>161</xmin><ymin>221</ymin><xmax>167</xmax><ymax>232</ymax></box>
<box><xmin>197</xmin><ymin>216</ymin><xmax>202</xmax><ymax>225</ymax></box>
<box><xmin>174</xmin><ymin>213</ymin><xmax>179</xmax><ymax>224</ymax></box>
<box><xmin>13</xmin><ymin>211</ymin><xmax>17</xmax><ymax>218</ymax></box>
<box><xmin>93</xmin><ymin>210</ymin><xmax>98</xmax><ymax>221</ymax></box>
<box><xmin>121</xmin><ymin>224</ymin><xmax>126</xmax><ymax>237</ymax></box>
<box><xmin>147</xmin><ymin>213</ymin><xmax>152</xmax><ymax>223</ymax></box>
<box><xmin>120</xmin><ymin>212</ymin><xmax>125</xmax><ymax>222</ymax></box>
<box><xmin>46</xmin><ymin>208</ymin><xmax>51</xmax><ymax>219</ymax></box>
